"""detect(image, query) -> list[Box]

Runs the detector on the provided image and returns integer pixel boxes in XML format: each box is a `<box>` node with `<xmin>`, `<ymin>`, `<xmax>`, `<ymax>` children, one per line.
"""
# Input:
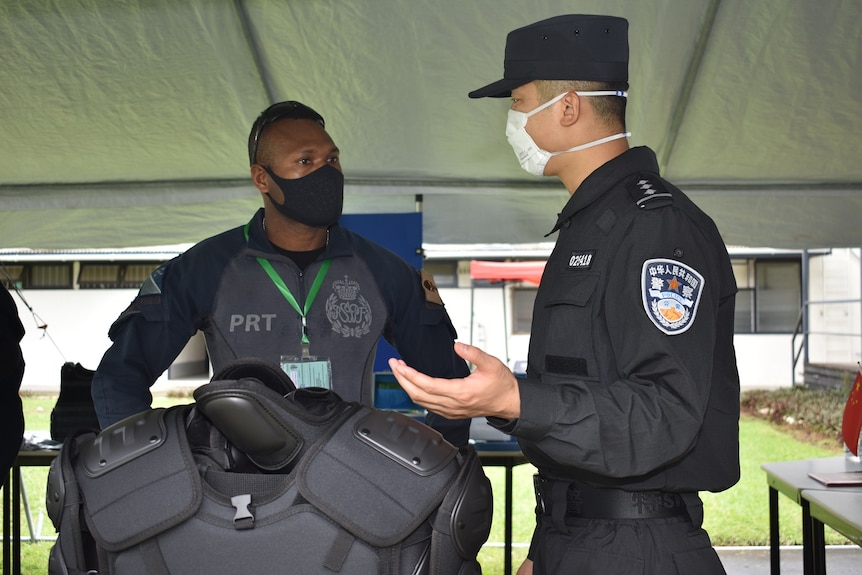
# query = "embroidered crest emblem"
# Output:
<box><xmin>641</xmin><ymin>259</ymin><xmax>704</xmax><ymax>335</ymax></box>
<box><xmin>325</xmin><ymin>275</ymin><xmax>372</xmax><ymax>338</ymax></box>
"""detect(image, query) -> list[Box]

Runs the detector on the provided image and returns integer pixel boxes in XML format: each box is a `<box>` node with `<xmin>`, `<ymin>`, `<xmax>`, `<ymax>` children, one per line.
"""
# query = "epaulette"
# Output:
<box><xmin>138</xmin><ymin>268</ymin><xmax>165</xmax><ymax>296</ymax></box>
<box><xmin>627</xmin><ymin>173</ymin><xmax>674</xmax><ymax>210</ymax></box>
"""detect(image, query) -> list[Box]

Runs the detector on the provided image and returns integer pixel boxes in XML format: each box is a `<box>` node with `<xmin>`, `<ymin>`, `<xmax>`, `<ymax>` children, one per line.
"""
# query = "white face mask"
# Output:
<box><xmin>505</xmin><ymin>90</ymin><xmax>631</xmax><ymax>176</ymax></box>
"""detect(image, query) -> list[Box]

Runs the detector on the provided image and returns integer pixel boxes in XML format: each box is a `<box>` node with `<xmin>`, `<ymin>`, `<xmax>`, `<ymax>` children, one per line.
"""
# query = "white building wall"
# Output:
<box><xmin>11</xmin><ymin>248</ymin><xmax>860</xmax><ymax>394</ymax></box>
<box><xmin>733</xmin><ymin>333</ymin><xmax>794</xmax><ymax>389</ymax></box>
<box><xmin>807</xmin><ymin>248</ymin><xmax>861</xmax><ymax>368</ymax></box>
<box><xmin>16</xmin><ymin>289</ymin><xmax>126</xmax><ymax>392</ymax></box>
<box><xmin>14</xmin><ymin>288</ymin><xmax>201</xmax><ymax>393</ymax></box>
<box><xmin>6</xmin><ymin>293</ymin><xmax>816</xmax><ymax>394</ymax></box>
<box><xmin>440</xmin><ymin>286</ymin><xmax>530</xmax><ymax>371</ymax></box>
<box><xmin>440</xmin><ymin>286</ymin><xmax>794</xmax><ymax>390</ymax></box>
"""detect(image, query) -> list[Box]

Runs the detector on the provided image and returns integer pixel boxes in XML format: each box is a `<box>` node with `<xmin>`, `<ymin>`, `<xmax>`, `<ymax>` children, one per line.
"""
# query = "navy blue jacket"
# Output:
<box><xmin>93</xmin><ymin>209</ymin><xmax>470</xmax><ymax>445</ymax></box>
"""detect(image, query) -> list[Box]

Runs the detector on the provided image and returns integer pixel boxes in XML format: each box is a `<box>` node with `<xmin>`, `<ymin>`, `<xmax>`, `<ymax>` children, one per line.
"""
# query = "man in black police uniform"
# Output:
<box><xmin>389</xmin><ymin>14</ymin><xmax>740</xmax><ymax>574</ymax></box>
<box><xmin>1</xmin><ymin>284</ymin><xmax>25</xmax><ymax>479</ymax></box>
<box><xmin>92</xmin><ymin>101</ymin><xmax>470</xmax><ymax>447</ymax></box>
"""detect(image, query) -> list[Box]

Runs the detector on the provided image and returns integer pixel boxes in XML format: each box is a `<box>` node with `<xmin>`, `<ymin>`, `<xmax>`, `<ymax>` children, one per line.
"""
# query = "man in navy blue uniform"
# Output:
<box><xmin>389</xmin><ymin>14</ymin><xmax>740</xmax><ymax>574</ymax></box>
<box><xmin>92</xmin><ymin>101</ymin><xmax>470</xmax><ymax>446</ymax></box>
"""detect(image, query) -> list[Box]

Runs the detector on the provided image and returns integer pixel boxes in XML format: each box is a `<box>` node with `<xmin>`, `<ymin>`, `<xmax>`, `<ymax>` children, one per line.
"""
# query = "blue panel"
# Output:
<box><xmin>339</xmin><ymin>212</ymin><xmax>423</xmax><ymax>268</ymax></box>
<box><xmin>372</xmin><ymin>371</ymin><xmax>423</xmax><ymax>411</ymax></box>
<box><xmin>338</xmin><ymin>212</ymin><xmax>422</xmax><ymax>371</ymax></box>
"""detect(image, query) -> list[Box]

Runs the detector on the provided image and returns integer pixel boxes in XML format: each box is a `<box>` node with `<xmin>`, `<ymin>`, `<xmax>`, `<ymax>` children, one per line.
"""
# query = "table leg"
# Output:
<box><xmin>809</xmin><ymin>512</ymin><xmax>826</xmax><ymax>575</ymax></box>
<box><xmin>13</xmin><ymin>462</ymin><xmax>21</xmax><ymax>575</ymax></box>
<box><xmin>504</xmin><ymin>462</ymin><xmax>513</xmax><ymax>575</ymax></box>
<box><xmin>19</xmin><ymin>467</ymin><xmax>39</xmax><ymax>542</ymax></box>
<box><xmin>801</xmin><ymin>498</ymin><xmax>814</xmax><ymax>575</ymax></box>
<box><xmin>3</xmin><ymin>467</ymin><xmax>10</xmax><ymax>575</ymax></box>
<box><xmin>769</xmin><ymin>486</ymin><xmax>780</xmax><ymax>575</ymax></box>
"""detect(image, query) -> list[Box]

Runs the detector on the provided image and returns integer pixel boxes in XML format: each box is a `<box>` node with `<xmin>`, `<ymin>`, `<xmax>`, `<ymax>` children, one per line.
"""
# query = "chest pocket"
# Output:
<box><xmin>539</xmin><ymin>272</ymin><xmax>600</xmax><ymax>377</ymax></box>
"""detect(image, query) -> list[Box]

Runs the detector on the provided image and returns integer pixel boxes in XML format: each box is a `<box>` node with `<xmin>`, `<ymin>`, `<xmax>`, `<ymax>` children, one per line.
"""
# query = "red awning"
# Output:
<box><xmin>469</xmin><ymin>260</ymin><xmax>546</xmax><ymax>286</ymax></box>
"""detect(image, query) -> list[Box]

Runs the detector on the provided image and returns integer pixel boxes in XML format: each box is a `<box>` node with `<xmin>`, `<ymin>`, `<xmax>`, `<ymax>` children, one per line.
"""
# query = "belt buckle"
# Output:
<box><xmin>532</xmin><ymin>474</ymin><xmax>546</xmax><ymax>514</ymax></box>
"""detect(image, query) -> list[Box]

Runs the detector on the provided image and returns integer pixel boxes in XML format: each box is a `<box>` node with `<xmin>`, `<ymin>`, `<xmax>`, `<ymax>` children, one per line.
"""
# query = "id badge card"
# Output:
<box><xmin>280</xmin><ymin>355</ymin><xmax>332</xmax><ymax>390</ymax></box>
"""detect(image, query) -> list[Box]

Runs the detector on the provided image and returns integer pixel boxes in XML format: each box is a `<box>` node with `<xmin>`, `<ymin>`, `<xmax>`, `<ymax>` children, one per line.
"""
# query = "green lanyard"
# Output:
<box><xmin>245</xmin><ymin>220</ymin><xmax>332</xmax><ymax>350</ymax></box>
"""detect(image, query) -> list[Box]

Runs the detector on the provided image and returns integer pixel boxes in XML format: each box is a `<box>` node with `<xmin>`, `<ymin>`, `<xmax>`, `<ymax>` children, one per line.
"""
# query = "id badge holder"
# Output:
<box><xmin>281</xmin><ymin>344</ymin><xmax>332</xmax><ymax>390</ymax></box>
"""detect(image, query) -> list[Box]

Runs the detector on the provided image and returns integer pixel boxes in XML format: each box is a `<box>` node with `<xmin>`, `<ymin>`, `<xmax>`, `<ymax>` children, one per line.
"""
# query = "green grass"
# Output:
<box><xmin>701</xmin><ymin>416</ymin><xmax>843</xmax><ymax>546</ymax></box>
<box><xmin>5</xmin><ymin>394</ymin><xmax>849</xmax><ymax>575</ymax></box>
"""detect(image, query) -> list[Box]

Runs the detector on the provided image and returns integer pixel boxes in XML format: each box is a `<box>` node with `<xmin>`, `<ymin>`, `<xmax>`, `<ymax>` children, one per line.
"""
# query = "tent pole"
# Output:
<box><xmin>802</xmin><ymin>250</ymin><xmax>809</xmax><ymax>367</ymax></box>
<box><xmin>235</xmin><ymin>0</ymin><xmax>278</xmax><ymax>103</ymax></box>
<box><xmin>657</xmin><ymin>0</ymin><xmax>722</xmax><ymax>173</ymax></box>
<box><xmin>502</xmin><ymin>283</ymin><xmax>510</xmax><ymax>367</ymax></box>
<box><xmin>469</xmin><ymin>281</ymin><xmax>475</xmax><ymax>347</ymax></box>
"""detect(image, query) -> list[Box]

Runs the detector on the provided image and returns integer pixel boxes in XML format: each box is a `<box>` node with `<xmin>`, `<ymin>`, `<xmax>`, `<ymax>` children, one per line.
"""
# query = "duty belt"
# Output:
<box><xmin>533</xmin><ymin>475</ymin><xmax>688</xmax><ymax>523</ymax></box>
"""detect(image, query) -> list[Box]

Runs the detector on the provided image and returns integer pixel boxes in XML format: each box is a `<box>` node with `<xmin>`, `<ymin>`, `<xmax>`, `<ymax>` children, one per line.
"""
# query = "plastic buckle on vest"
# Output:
<box><xmin>231</xmin><ymin>494</ymin><xmax>255</xmax><ymax>530</ymax></box>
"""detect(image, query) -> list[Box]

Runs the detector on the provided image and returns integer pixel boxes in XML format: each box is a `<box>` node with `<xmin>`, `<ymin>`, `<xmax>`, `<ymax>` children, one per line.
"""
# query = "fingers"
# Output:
<box><xmin>454</xmin><ymin>341</ymin><xmax>481</xmax><ymax>363</ymax></box>
<box><xmin>387</xmin><ymin>357</ymin><xmax>412</xmax><ymax>388</ymax></box>
<box><xmin>388</xmin><ymin>356</ymin><xmax>461</xmax><ymax>415</ymax></box>
<box><xmin>387</xmin><ymin>357</ymin><xmax>428</xmax><ymax>397</ymax></box>
<box><xmin>386</xmin><ymin>346</ymin><xmax>519</xmax><ymax>420</ymax></box>
<box><xmin>388</xmin><ymin>357</ymin><xmax>419</xmax><ymax>381</ymax></box>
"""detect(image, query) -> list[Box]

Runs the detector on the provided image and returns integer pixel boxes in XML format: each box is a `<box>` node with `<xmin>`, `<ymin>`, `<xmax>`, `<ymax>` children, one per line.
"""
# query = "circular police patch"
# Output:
<box><xmin>641</xmin><ymin>258</ymin><xmax>704</xmax><ymax>335</ymax></box>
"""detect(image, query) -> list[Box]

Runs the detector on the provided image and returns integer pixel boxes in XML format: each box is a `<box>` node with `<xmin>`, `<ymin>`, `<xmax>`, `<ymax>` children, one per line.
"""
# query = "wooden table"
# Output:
<box><xmin>761</xmin><ymin>456</ymin><xmax>862</xmax><ymax>575</ymax></box>
<box><xmin>3</xmin><ymin>450</ymin><xmax>60</xmax><ymax>575</ymax></box>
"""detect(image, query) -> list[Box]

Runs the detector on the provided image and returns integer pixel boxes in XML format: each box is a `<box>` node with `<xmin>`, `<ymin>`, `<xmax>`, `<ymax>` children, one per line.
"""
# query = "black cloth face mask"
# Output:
<box><xmin>264</xmin><ymin>164</ymin><xmax>344</xmax><ymax>228</ymax></box>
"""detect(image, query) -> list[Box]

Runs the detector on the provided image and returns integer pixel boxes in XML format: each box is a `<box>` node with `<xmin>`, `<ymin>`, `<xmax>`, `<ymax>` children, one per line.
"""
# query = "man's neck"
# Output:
<box><xmin>555</xmin><ymin>138</ymin><xmax>629</xmax><ymax>195</ymax></box>
<box><xmin>263</xmin><ymin>210</ymin><xmax>329</xmax><ymax>251</ymax></box>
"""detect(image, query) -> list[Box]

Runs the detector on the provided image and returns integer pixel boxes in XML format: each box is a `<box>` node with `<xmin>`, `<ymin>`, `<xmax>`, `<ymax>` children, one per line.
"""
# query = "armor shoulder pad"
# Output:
<box><xmin>627</xmin><ymin>174</ymin><xmax>674</xmax><ymax>210</ymax></box>
<box><xmin>78</xmin><ymin>408</ymin><xmax>168</xmax><ymax>477</ymax></box>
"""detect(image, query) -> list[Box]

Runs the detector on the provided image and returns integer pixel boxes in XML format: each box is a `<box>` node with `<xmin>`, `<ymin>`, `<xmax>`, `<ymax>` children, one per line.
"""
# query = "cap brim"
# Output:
<box><xmin>468</xmin><ymin>77</ymin><xmax>530</xmax><ymax>99</ymax></box>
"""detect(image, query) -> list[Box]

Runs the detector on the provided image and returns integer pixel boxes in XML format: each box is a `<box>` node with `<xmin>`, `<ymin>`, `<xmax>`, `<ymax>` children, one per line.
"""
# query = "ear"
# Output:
<box><xmin>250</xmin><ymin>164</ymin><xmax>271</xmax><ymax>195</ymax></box>
<box><xmin>559</xmin><ymin>92</ymin><xmax>581</xmax><ymax>127</ymax></box>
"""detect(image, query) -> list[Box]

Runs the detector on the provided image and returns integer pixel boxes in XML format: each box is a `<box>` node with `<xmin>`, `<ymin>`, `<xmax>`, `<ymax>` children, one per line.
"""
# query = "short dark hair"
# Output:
<box><xmin>248</xmin><ymin>101</ymin><xmax>325</xmax><ymax>166</ymax></box>
<box><xmin>535</xmin><ymin>80</ymin><xmax>628</xmax><ymax>131</ymax></box>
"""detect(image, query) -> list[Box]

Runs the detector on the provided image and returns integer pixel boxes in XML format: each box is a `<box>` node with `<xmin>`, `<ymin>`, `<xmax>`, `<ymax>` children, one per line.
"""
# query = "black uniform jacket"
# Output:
<box><xmin>1</xmin><ymin>285</ymin><xmax>25</xmax><ymax>476</ymax></box>
<box><xmin>494</xmin><ymin>147</ymin><xmax>740</xmax><ymax>493</ymax></box>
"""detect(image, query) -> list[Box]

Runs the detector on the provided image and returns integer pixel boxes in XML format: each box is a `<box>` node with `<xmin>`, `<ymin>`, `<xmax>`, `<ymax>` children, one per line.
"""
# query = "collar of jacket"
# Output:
<box><xmin>244</xmin><ymin>208</ymin><xmax>354</xmax><ymax>261</ymax></box>
<box><xmin>547</xmin><ymin>146</ymin><xmax>661</xmax><ymax>236</ymax></box>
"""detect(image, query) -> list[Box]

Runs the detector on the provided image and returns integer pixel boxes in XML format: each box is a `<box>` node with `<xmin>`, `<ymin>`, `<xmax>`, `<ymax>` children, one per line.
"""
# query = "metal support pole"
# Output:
<box><xmin>19</xmin><ymin>468</ymin><xmax>37</xmax><ymax>542</ymax></box>
<box><xmin>802</xmin><ymin>249</ymin><xmax>810</xmax><ymax>366</ymax></box>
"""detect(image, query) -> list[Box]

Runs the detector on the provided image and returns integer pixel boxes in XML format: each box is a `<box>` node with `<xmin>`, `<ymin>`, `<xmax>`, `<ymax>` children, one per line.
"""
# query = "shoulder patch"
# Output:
<box><xmin>627</xmin><ymin>174</ymin><xmax>674</xmax><ymax>209</ymax></box>
<box><xmin>641</xmin><ymin>258</ymin><xmax>704</xmax><ymax>335</ymax></box>
<box><xmin>420</xmin><ymin>269</ymin><xmax>444</xmax><ymax>306</ymax></box>
<box><xmin>138</xmin><ymin>267</ymin><xmax>166</xmax><ymax>296</ymax></box>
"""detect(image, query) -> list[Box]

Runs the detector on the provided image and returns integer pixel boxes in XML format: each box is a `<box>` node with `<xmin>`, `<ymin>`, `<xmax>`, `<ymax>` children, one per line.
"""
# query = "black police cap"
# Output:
<box><xmin>469</xmin><ymin>14</ymin><xmax>629</xmax><ymax>99</ymax></box>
